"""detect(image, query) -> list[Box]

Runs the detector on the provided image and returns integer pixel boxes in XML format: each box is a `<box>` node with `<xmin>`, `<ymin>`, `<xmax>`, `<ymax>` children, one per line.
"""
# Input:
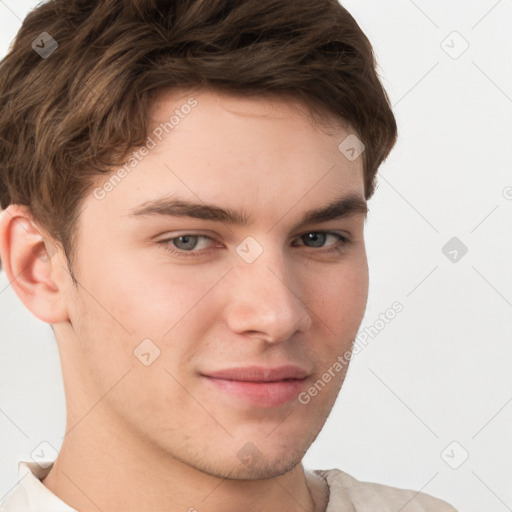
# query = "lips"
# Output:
<box><xmin>201</xmin><ymin>365</ymin><xmax>310</xmax><ymax>407</ymax></box>
<box><xmin>203</xmin><ymin>365</ymin><xmax>309</xmax><ymax>382</ymax></box>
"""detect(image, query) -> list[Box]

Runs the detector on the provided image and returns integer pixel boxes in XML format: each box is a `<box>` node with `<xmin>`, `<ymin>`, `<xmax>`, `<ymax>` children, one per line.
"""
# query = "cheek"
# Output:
<box><xmin>311</xmin><ymin>259</ymin><xmax>369</xmax><ymax>332</ymax></box>
<box><xmin>77</xmin><ymin>261</ymin><xmax>195</xmax><ymax>339</ymax></box>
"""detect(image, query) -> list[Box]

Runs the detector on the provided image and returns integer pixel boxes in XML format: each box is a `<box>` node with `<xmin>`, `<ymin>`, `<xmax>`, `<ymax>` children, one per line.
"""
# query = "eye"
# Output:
<box><xmin>158</xmin><ymin>234</ymin><xmax>217</xmax><ymax>258</ymax></box>
<box><xmin>169</xmin><ymin>234</ymin><xmax>210</xmax><ymax>251</ymax></box>
<box><xmin>295</xmin><ymin>231</ymin><xmax>349</xmax><ymax>250</ymax></box>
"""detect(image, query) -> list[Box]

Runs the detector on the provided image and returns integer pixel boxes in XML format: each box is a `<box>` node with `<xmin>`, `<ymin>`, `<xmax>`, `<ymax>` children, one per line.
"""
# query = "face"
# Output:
<box><xmin>56</xmin><ymin>89</ymin><xmax>369</xmax><ymax>479</ymax></box>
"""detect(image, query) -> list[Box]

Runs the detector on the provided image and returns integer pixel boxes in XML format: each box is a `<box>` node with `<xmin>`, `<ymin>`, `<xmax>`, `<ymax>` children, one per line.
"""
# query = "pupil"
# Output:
<box><xmin>305</xmin><ymin>232</ymin><xmax>325</xmax><ymax>247</ymax></box>
<box><xmin>176</xmin><ymin>235</ymin><xmax>197</xmax><ymax>250</ymax></box>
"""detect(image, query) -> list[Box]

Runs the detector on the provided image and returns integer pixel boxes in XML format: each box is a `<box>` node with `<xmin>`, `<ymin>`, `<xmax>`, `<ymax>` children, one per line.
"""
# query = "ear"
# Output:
<box><xmin>0</xmin><ymin>204</ymin><xmax>70</xmax><ymax>324</ymax></box>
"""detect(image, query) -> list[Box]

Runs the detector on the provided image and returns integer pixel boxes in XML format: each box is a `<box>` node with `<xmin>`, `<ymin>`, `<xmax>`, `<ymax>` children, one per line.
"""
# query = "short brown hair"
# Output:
<box><xmin>0</xmin><ymin>0</ymin><xmax>397</xmax><ymax>276</ymax></box>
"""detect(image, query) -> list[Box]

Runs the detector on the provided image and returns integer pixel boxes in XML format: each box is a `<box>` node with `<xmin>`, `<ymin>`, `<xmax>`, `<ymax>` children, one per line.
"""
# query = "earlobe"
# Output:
<box><xmin>0</xmin><ymin>204</ymin><xmax>69</xmax><ymax>324</ymax></box>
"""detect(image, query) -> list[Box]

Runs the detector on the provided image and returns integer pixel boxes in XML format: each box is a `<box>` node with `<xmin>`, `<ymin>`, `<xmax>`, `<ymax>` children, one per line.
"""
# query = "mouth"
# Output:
<box><xmin>200</xmin><ymin>365</ymin><xmax>310</xmax><ymax>408</ymax></box>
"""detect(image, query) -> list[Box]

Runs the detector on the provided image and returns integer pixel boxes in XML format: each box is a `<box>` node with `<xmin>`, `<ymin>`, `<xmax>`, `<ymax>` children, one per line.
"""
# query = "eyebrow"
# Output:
<box><xmin>129</xmin><ymin>193</ymin><xmax>368</xmax><ymax>229</ymax></box>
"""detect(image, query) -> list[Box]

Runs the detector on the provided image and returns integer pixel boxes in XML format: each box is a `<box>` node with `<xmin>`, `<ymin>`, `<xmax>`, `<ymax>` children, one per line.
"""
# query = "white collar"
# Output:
<box><xmin>0</xmin><ymin>461</ymin><xmax>77</xmax><ymax>511</ymax></box>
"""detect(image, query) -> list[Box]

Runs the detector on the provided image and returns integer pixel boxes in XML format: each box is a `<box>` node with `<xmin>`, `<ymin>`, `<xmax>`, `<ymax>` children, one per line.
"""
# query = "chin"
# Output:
<box><xmin>215</xmin><ymin>453</ymin><xmax>303</xmax><ymax>481</ymax></box>
<box><xmin>182</xmin><ymin>439</ymin><xmax>308</xmax><ymax>481</ymax></box>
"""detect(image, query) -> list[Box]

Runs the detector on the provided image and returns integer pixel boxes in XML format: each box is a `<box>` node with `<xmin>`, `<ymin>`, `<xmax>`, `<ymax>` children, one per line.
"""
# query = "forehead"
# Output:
<box><xmin>146</xmin><ymin>87</ymin><xmax>358</xmax><ymax>164</ymax></box>
<box><xmin>152</xmin><ymin>87</ymin><xmax>349</xmax><ymax>131</ymax></box>
<box><xmin>87</xmin><ymin>88</ymin><xmax>365</xmax><ymax>226</ymax></box>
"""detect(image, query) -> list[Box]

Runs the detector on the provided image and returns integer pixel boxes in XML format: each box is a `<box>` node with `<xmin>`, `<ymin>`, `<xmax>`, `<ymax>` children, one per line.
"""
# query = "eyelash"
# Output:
<box><xmin>157</xmin><ymin>231</ymin><xmax>350</xmax><ymax>259</ymax></box>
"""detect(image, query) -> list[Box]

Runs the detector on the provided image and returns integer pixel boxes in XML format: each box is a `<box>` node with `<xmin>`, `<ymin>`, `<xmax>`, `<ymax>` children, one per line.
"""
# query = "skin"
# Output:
<box><xmin>0</xmin><ymin>89</ymin><xmax>369</xmax><ymax>512</ymax></box>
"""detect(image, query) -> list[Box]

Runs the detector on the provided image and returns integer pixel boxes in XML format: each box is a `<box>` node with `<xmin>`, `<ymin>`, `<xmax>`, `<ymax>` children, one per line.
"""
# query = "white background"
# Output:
<box><xmin>1</xmin><ymin>1</ymin><xmax>511</xmax><ymax>511</ymax></box>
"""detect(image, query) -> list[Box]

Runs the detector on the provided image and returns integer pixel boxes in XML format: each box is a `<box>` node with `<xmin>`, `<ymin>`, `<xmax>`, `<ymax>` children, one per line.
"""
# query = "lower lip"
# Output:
<box><xmin>202</xmin><ymin>376</ymin><xmax>307</xmax><ymax>407</ymax></box>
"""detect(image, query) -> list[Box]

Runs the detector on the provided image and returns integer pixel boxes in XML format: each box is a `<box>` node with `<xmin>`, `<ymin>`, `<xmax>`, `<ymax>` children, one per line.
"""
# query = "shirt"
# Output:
<box><xmin>0</xmin><ymin>460</ymin><xmax>458</xmax><ymax>511</ymax></box>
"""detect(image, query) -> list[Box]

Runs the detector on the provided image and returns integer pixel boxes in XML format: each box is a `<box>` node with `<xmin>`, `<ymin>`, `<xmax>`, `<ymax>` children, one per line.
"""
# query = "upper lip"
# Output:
<box><xmin>202</xmin><ymin>365</ymin><xmax>309</xmax><ymax>382</ymax></box>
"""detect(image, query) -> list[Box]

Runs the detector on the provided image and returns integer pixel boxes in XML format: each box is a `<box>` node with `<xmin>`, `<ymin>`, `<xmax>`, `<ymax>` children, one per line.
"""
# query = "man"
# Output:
<box><xmin>0</xmin><ymin>0</ymin><xmax>457</xmax><ymax>510</ymax></box>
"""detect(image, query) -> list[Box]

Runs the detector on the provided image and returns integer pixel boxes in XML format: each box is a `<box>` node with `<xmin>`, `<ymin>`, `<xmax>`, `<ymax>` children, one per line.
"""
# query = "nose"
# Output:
<box><xmin>224</xmin><ymin>247</ymin><xmax>313</xmax><ymax>343</ymax></box>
